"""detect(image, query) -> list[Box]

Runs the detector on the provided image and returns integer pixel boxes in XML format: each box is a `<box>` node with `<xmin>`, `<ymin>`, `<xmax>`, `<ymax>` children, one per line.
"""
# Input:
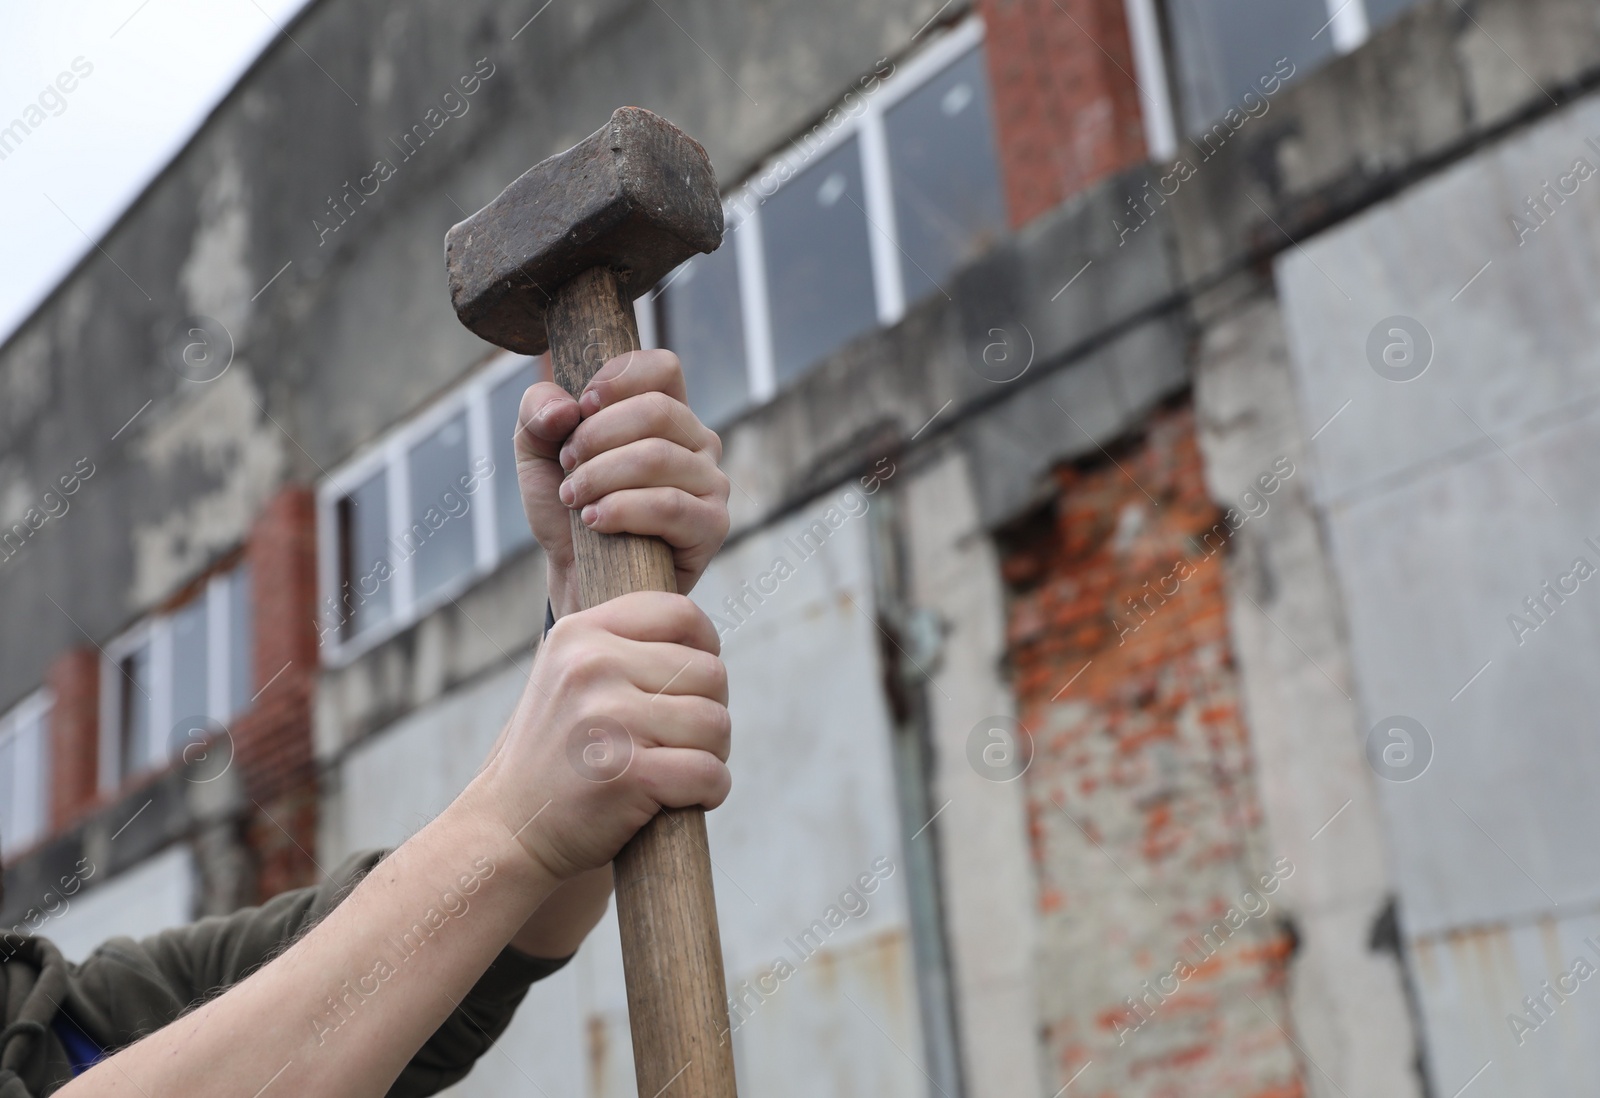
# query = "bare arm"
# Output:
<box><xmin>60</xmin><ymin>588</ymin><xmax>731</xmax><ymax>1098</ymax></box>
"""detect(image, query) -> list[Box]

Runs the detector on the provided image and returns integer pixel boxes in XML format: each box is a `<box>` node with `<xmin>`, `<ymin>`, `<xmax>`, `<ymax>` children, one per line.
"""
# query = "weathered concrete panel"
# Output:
<box><xmin>902</xmin><ymin>450</ymin><xmax>1046</xmax><ymax>1098</ymax></box>
<box><xmin>45</xmin><ymin>844</ymin><xmax>194</xmax><ymax>964</ymax></box>
<box><xmin>1280</xmin><ymin>91</ymin><xmax>1600</xmax><ymax>507</ymax></box>
<box><xmin>1410</xmin><ymin>912</ymin><xmax>1600</xmax><ymax>1098</ymax></box>
<box><xmin>1194</xmin><ymin>284</ymin><xmax>1421</xmax><ymax>1098</ymax></box>
<box><xmin>330</xmin><ymin>488</ymin><xmax>924</xmax><ymax>1096</ymax></box>
<box><xmin>1276</xmin><ymin>80</ymin><xmax>1600</xmax><ymax>1096</ymax></box>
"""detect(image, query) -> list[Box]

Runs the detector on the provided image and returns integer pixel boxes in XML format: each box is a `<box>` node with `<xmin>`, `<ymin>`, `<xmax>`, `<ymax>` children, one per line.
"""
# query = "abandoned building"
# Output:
<box><xmin>3</xmin><ymin>0</ymin><xmax>1598</xmax><ymax>1093</ymax></box>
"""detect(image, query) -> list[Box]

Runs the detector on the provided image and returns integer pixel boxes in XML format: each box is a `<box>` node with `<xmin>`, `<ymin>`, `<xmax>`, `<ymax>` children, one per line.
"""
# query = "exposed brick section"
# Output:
<box><xmin>999</xmin><ymin>401</ymin><xmax>1304</xmax><ymax>1096</ymax></box>
<box><xmin>233</xmin><ymin>485</ymin><xmax>321</xmax><ymax>897</ymax></box>
<box><xmin>46</xmin><ymin>647</ymin><xmax>101</xmax><ymax>833</ymax></box>
<box><xmin>977</xmin><ymin>0</ymin><xmax>1148</xmax><ymax>228</ymax></box>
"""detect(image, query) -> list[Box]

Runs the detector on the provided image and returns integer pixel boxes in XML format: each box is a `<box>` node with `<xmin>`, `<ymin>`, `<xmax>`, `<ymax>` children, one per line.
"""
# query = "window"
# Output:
<box><xmin>102</xmin><ymin>564</ymin><xmax>253</xmax><ymax>787</ymax></box>
<box><xmin>0</xmin><ymin>692</ymin><xmax>51</xmax><ymax>856</ymax></box>
<box><xmin>652</xmin><ymin>18</ymin><xmax>1002</xmax><ymax>420</ymax></box>
<box><xmin>762</xmin><ymin>136</ymin><xmax>879</xmax><ymax>386</ymax></box>
<box><xmin>1162</xmin><ymin>0</ymin><xmax>1419</xmax><ymax>137</ymax></box>
<box><xmin>407</xmin><ymin>413</ymin><xmax>477</xmax><ymax>602</ymax></box>
<box><xmin>882</xmin><ymin>43</ymin><xmax>1007</xmax><ymax>298</ymax></box>
<box><xmin>338</xmin><ymin>470</ymin><xmax>392</xmax><ymax>637</ymax></box>
<box><xmin>651</xmin><ymin>244</ymin><xmax>750</xmax><ymax>428</ymax></box>
<box><xmin>319</xmin><ymin>352</ymin><xmax>538</xmax><ymax>658</ymax></box>
<box><xmin>488</xmin><ymin>363</ymin><xmax>538</xmax><ymax>558</ymax></box>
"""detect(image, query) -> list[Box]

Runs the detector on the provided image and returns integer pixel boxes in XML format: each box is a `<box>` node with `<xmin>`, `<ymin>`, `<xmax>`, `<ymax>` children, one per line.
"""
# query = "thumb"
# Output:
<box><xmin>514</xmin><ymin>381</ymin><xmax>582</xmax><ymax>464</ymax></box>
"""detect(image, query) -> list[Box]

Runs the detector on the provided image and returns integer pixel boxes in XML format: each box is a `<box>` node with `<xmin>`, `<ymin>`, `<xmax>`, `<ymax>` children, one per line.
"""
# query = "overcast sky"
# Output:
<box><xmin>0</xmin><ymin>0</ymin><xmax>311</xmax><ymax>347</ymax></box>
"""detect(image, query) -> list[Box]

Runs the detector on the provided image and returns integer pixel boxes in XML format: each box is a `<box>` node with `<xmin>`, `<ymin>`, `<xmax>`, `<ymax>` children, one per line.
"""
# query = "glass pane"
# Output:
<box><xmin>489</xmin><ymin>364</ymin><xmax>538</xmax><ymax>557</ymax></box>
<box><xmin>761</xmin><ymin>136</ymin><xmax>878</xmax><ymax>387</ymax></box>
<box><xmin>120</xmin><ymin>643</ymin><xmax>153</xmax><ymax>778</ymax></box>
<box><xmin>229</xmin><ymin>563</ymin><xmax>253</xmax><ymax>715</ymax></box>
<box><xmin>1362</xmin><ymin>0</ymin><xmax>1416</xmax><ymax>31</ymax></box>
<box><xmin>170</xmin><ymin>598</ymin><xmax>208</xmax><ymax>725</ymax></box>
<box><xmin>339</xmin><ymin>470</ymin><xmax>392</xmax><ymax>639</ymax></box>
<box><xmin>0</xmin><ymin>732</ymin><xmax>14</xmax><ymax>842</ymax></box>
<box><xmin>658</xmin><ymin>242</ymin><xmax>750</xmax><ymax>426</ymax></box>
<box><xmin>407</xmin><ymin>412</ymin><xmax>476</xmax><ymax>601</ymax></box>
<box><xmin>884</xmin><ymin>44</ymin><xmax>1008</xmax><ymax>300</ymax></box>
<box><xmin>1165</xmin><ymin>0</ymin><xmax>1333</xmax><ymax>138</ymax></box>
<box><xmin>15</xmin><ymin>710</ymin><xmax>46</xmax><ymax>846</ymax></box>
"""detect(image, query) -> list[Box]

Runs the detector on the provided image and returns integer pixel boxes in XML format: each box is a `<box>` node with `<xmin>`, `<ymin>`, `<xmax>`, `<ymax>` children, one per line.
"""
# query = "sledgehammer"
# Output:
<box><xmin>445</xmin><ymin>107</ymin><xmax>736</xmax><ymax>1097</ymax></box>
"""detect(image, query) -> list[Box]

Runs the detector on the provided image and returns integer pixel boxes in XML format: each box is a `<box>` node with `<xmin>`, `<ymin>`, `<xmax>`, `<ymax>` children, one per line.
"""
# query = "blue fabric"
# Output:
<box><xmin>51</xmin><ymin>1014</ymin><xmax>102</xmax><ymax>1076</ymax></box>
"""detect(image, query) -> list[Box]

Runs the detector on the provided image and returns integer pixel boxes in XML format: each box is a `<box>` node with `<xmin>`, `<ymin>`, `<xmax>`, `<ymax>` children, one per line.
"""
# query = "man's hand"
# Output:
<box><xmin>514</xmin><ymin>348</ymin><xmax>731</xmax><ymax>617</ymax></box>
<box><xmin>475</xmin><ymin>591</ymin><xmax>732</xmax><ymax>883</ymax></box>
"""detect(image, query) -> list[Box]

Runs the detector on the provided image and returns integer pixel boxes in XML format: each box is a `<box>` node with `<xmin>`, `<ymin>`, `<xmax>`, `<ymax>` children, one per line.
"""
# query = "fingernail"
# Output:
<box><xmin>579</xmin><ymin>390</ymin><xmax>601</xmax><ymax>414</ymax></box>
<box><xmin>581</xmin><ymin>505</ymin><xmax>598</xmax><ymax>526</ymax></box>
<box><xmin>558</xmin><ymin>480</ymin><xmax>576</xmax><ymax>506</ymax></box>
<box><xmin>559</xmin><ymin>446</ymin><xmax>576</xmax><ymax>471</ymax></box>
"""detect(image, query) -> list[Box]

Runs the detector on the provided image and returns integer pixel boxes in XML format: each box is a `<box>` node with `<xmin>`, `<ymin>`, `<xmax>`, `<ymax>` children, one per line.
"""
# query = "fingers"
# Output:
<box><xmin>576</xmin><ymin>486</ymin><xmax>730</xmax><ymax>551</ymax></box>
<box><xmin>565</xmin><ymin>591</ymin><xmax>721</xmax><ymax>654</ymax></box>
<box><xmin>580</xmin><ymin>348</ymin><xmax>688</xmax><ymax>412</ymax></box>
<box><xmin>558</xmin><ymin>437</ymin><xmax>727</xmax><ymax>510</ymax></box>
<box><xmin>634</xmin><ymin>747</ymin><xmax>733</xmax><ymax>811</ymax></box>
<box><xmin>515</xmin><ymin>381</ymin><xmax>582</xmax><ymax>463</ymax></box>
<box><xmin>616</xmin><ymin>640</ymin><xmax>729</xmax><ymax>705</ymax></box>
<box><xmin>624</xmin><ymin>692</ymin><xmax>732</xmax><ymax>761</ymax></box>
<box><xmin>560</xmin><ymin>391</ymin><xmax>721</xmax><ymax>471</ymax></box>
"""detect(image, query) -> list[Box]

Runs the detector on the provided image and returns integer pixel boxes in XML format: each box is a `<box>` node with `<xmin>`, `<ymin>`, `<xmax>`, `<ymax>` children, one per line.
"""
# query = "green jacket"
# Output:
<box><xmin>0</xmin><ymin>849</ymin><xmax>568</xmax><ymax>1097</ymax></box>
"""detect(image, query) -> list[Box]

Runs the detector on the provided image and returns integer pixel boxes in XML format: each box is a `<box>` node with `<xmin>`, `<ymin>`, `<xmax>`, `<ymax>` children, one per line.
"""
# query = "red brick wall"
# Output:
<box><xmin>46</xmin><ymin>647</ymin><xmax>101</xmax><ymax>832</ymax></box>
<box><xmin>999</xmin><ymin>401</ymin><xmax>1303</xmax><ymax>1095</ymax></box>
<box><xmin>976</xmin><ymin>0</ymin><xmax>1150</xmax><ymax>228</ymax></box>
<box><xmin>234</xmin><ymin>485</ymin><xmax>321</xmax><ymax>896</ymax></box>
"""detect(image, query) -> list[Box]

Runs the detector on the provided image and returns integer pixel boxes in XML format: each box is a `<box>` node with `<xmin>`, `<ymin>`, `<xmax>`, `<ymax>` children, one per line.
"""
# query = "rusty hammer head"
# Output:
<box><xmin>445</xmin><ymin>107</ymin><xmax>723</xmax><ymax>356</ymax></box>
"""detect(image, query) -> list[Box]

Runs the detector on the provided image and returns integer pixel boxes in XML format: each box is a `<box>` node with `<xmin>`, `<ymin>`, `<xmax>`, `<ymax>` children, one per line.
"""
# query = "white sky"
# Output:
<box><xmin>0</xmin><ymin>0</ymin><xmax>311</xmax><ymax>346</ymax></box>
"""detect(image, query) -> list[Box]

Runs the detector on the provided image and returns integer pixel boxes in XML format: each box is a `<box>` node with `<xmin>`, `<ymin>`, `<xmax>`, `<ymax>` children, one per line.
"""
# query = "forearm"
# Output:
<box><xmin>62</xmin><ymin>784</ymin><xmax>557</xmax><ymax>1098</ymax></box>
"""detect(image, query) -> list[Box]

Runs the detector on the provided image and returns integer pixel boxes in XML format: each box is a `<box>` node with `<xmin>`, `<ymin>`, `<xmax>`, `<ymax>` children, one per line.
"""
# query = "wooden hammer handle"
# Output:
<box><xmin>546</xmin><ymin>266</ymin><xmax>739</xmax><ymax>1098</ymax></box>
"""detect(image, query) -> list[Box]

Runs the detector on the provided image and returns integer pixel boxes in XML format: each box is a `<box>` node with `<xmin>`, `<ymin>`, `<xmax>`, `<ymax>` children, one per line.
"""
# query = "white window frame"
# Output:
<box><xmin>723</xmin><ymin>16</ymin><xmax>985</xmax><ymax>387</ymax></box>
<box><xmin>0</xmin><ymin>689</ymin><xmax>53</xmax><ymax>855</ymax></box>
<box><xmin>662</xmin><ymin>17</ymin><xmax>989</xmax><ymax>415</ymax></box>
<box><xmin>99</xmin><ymin>566</ymin><xmax>250</xmax><ymax>791</ymax></box>
<box><xmin>316</xmin><ymin>351</ymin><xmax>542</xmax><ymax>667</ymax></box>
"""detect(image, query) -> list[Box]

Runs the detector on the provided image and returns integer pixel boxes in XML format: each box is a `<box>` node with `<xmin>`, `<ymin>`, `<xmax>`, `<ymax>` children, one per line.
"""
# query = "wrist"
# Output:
<box><xmin>449</xmin><ymin>777</ymin><xmax>566</xmax><ymax>905</ymax></box>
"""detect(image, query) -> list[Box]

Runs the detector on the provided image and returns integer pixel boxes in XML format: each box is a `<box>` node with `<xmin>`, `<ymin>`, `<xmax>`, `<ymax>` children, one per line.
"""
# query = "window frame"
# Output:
<box><xmin>99</xmin><ymin>566</ymin><xmax>251</xmax><ymax>791</ymax></box>
<box><xmin>0</xmin><ymin>689</ymin><xmax>53</xmax><ymax>857</ymax></box>
<box><xmin>316</xmin><ymin>350</ymin><xmax>550</xmax><ymax>666</ymax></box>
<box><xmin>651</xmin><ymin>17</ymin><xmax>991</xmax><ymax>413</ymax></box>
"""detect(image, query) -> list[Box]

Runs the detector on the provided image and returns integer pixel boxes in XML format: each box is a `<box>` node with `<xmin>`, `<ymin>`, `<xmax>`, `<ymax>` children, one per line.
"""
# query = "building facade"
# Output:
<box><xmin>2</xmin><ymin>0</ymin><xmax>1598</xmax><ymax>1094</ymax></box>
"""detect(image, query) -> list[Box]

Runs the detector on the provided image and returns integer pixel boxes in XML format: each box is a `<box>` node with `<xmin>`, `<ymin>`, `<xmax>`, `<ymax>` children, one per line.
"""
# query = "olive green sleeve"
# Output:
<box><xmin>64</xmin><ymin>849</ymin><xmax>569</xmax><ymax>1096</ymax></box>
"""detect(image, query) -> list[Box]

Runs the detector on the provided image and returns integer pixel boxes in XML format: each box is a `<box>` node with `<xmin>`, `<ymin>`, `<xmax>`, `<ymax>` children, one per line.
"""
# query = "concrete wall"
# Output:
<box><xmin>0</xmin><ymin>0</ymin><xmax>950</xmax><ymax>713</ymax></box>
<box><xmin>1192</xmin><ymin>279</ymin><xmax>1422</xmax><ymax>1098</ymax></box>
<box><xmin>44</xmin><ymin>844</ymin><xmax>195</xmax><ymax>964</ymax></box>
<box><xmin>1276</xmin><ymin>83</ymin><xmax>1600</xmax><ymax>1098</ymax></box>
<box><xmin>328</xmin><ymin>493</ymin><xmax>925</xmax><ymax>1097</ymax></box>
